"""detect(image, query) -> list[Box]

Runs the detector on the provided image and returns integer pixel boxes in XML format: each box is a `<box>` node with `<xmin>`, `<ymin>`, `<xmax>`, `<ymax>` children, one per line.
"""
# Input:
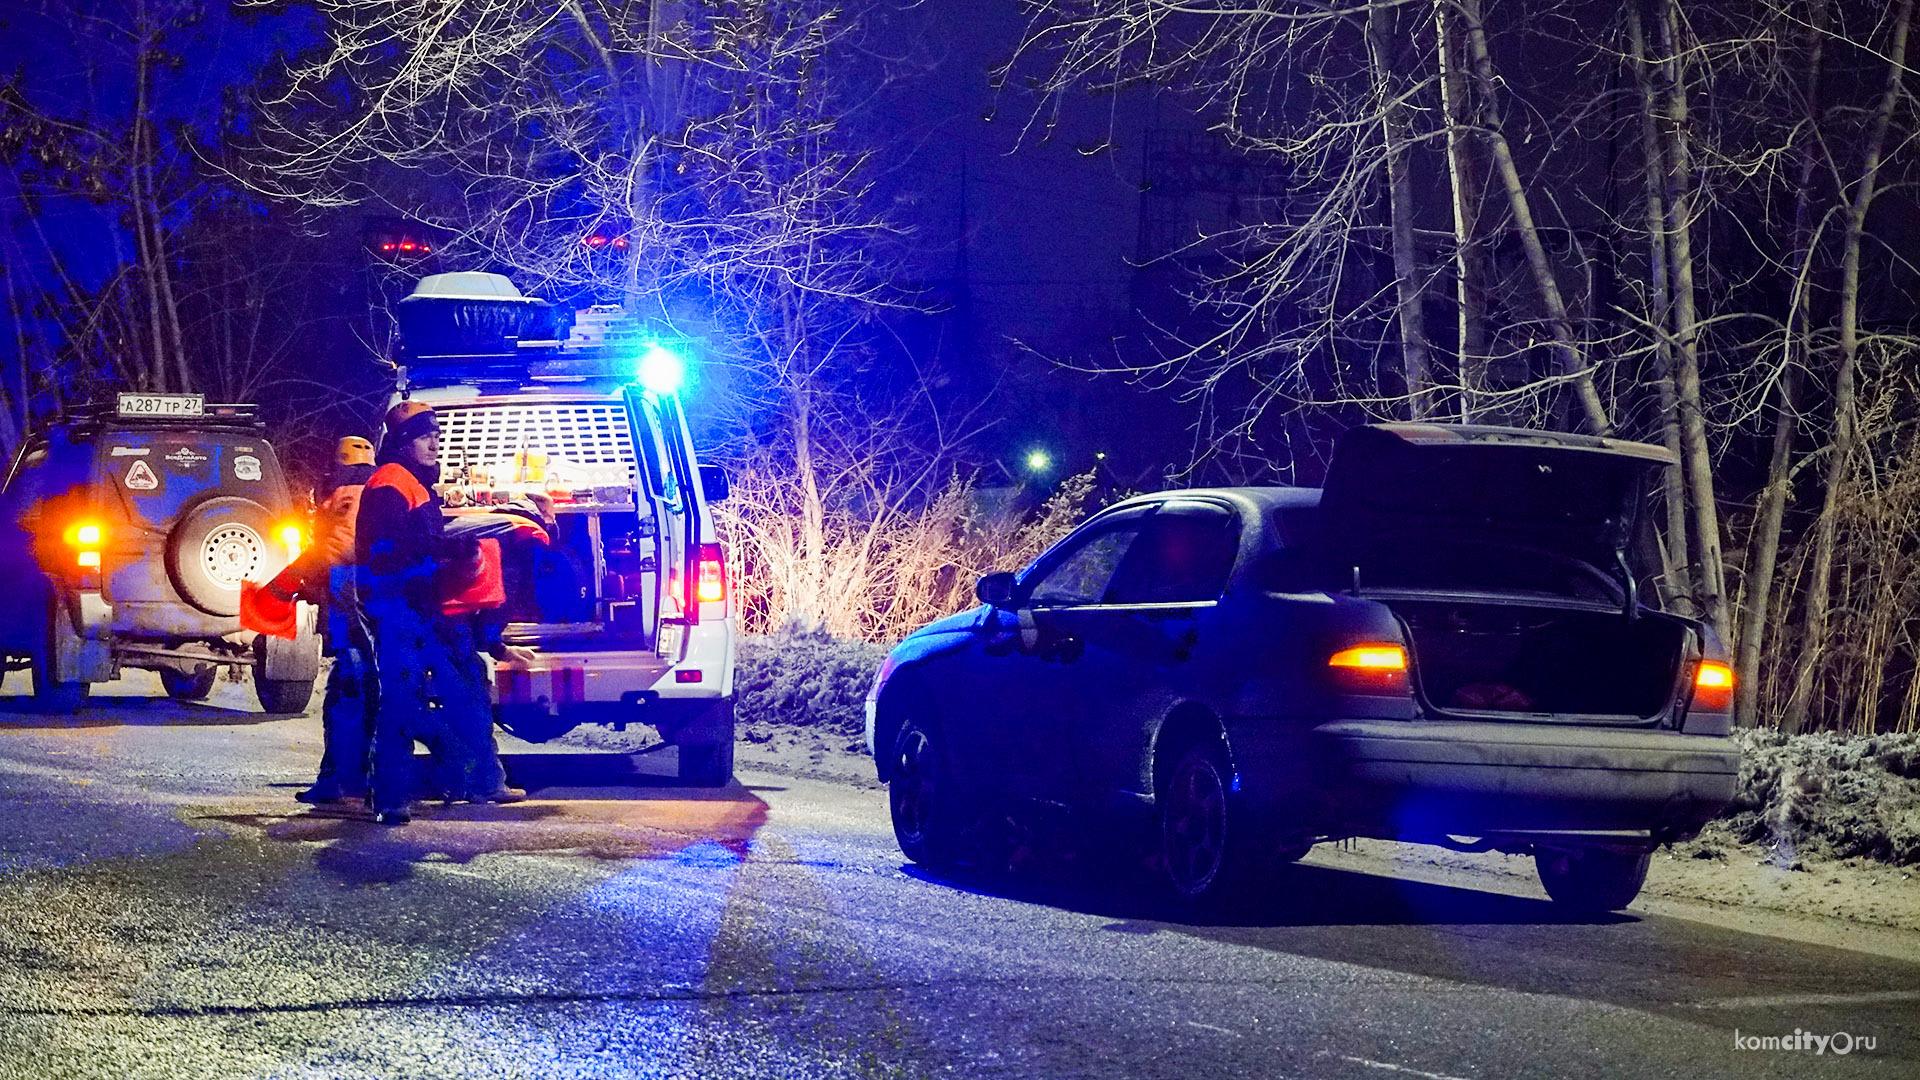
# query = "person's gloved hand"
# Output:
<box><xmin>490</xmin><ymin>644</ymin><xmax>539</xmax><ymax>665</ymax></box>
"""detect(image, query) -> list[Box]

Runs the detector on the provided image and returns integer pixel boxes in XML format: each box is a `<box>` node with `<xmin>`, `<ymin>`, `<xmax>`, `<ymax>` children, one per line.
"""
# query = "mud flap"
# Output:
<box><xmin>54</xmin><ymin>594</ymin><xmax>112</xmax><ymax>683</ymax></box>
<box><xmin>658</xmin><ymin>696</ymin><xmax>735</xmax><ymax>747</ymax></box>
<box><xmin>258</xmin><ymin>601</ymin><xmax>321</xmax><ymax>682</ymax></box>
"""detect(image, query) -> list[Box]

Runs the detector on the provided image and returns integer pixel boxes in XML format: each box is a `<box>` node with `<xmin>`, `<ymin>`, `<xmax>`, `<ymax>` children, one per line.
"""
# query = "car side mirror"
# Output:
<box><xmin>976</xmin><ymin>571</ymin><xmax>1018</xmax><ymax>609</ymax></box>
<box><xmin>699</xmin><ymin>463</ymin><xmax>730</xmax><ymax>503</ymax></box>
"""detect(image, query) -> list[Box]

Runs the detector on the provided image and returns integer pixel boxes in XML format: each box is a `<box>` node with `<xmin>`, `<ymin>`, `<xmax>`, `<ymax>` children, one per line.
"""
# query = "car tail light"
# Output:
<box><xmin>696</xmin><ymin>543</ymin><xmax>726</xmax><ymax>604</ymax></box>
<box><xmin>1693</xmin><ymin>660</ymin><xmax>1734</xmax><ymax>711</ymax></box>
<box><xmin>1328</xmin><ymin>643</ymin><xmax>1409</xmax><ymax>695</ymax></box>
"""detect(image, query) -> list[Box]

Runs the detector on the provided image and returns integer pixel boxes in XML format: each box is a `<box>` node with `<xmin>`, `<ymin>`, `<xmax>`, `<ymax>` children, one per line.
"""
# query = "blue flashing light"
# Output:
<box><xmin>637</xmin><ymin>341</ymin><xmax>687</xmax><ymax>396</ymax></box>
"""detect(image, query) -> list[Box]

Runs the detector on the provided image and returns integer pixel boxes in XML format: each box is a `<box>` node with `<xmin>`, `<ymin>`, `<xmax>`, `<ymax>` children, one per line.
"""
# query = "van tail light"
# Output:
<box><xmin>1327</xmin><ymin>643</ymin><xmax>1409</xmax><ymax>695</ymax></box>
<box><xmin>1693</xmin><ymin>661</ymin><xmax>1734</xmax><ymax>712</ymax></box>
<box><xmin>696</xmin><ymin>542</ymin><xmax>726</xmax><ymax>604</ymax></box>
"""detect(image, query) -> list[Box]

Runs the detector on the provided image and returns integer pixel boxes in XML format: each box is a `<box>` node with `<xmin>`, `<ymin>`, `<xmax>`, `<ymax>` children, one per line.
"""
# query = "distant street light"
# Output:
<box><xmin>1025</xmin><ymin>449</ymin><xmax>1052</xmax><ymax>474</ymax></box>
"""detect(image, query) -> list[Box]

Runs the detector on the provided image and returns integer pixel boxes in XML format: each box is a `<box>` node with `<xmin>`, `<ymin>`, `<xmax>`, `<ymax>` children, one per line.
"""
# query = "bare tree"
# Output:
<box><xmin>0</xmin><ymin>0</ymin><xmax>205</xmax><ymax>395</ymax></box>
<box><xmin>247</xmin><ymin>0</ymin><xmax>985</xmax><ymax>633</ymax></box>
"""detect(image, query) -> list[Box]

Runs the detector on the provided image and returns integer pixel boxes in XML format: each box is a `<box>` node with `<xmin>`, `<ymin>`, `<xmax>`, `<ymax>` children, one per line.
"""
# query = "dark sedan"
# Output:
<box><xmin>866</xmin><ymin>424</ymin><xmax>1740</xmax><ymax>911</ymax></box>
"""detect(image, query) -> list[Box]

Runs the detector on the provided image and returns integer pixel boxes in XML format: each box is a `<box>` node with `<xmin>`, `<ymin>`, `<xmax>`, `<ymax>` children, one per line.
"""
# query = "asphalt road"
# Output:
<box><xmin>0</xmin><ymin>672</ymin><xmax>1914</xmax><ymax>1080</ymax></box>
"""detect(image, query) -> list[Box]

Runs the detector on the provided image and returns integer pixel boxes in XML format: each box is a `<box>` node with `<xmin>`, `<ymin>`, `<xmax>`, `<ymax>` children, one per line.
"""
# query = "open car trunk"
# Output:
<box><xmin>1319</xmin><ymin>424</ymin><xmax>1696</xmax><ymax>725</ymax></box>
<box><xmin>1388</xmin><ymin>599</ymin><xmax>1689</xmax><ymax>721</ymax></box>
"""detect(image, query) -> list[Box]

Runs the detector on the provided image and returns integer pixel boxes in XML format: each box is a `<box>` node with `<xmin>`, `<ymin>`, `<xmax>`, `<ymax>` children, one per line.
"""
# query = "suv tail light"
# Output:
<box><xmin>276</xmin><ymin>521</ymin><xmax>306</xmax><ymax>560</ymax></box>
<box><xmin>696</xmin><ymin>543</ymin><xmax>726</xmax><ymax>604</ymax></box>
<box><xmin>1327</xmin><ymin>643</ymin><xmax>1409</xmax><ymax>695</ymax></box>
<box><xmin>1692</xmin><ymin>660</ymin><xmax>1734</xmax><ymax>712</ymax></box>
<box><xmin>63</xmin><ymin>520</ymin><xmax>105</xmax><ymax>571</ymax></box>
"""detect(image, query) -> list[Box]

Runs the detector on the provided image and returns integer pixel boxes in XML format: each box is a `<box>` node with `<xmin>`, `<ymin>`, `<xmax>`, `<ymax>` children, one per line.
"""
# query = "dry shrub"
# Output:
<box><xmin>716</xmin><ymin>468</ymin><xmax>1099</xmax><ymax>644</ymax></box>
<box><xmin>1754</xmin><ymin>362</ymin><xmax>1920</xmax><ymax>733</ymax></box>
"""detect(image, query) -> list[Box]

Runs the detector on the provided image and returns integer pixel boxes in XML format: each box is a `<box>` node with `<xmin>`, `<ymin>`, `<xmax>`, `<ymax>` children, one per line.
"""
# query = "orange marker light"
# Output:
<box><xmin>75</xmin><ymin>524</ymin><xmax>102</xmax><ymax>546</ymax></box>
<box><xmin>77</xmin><ymin>550</ymin><xmax>100</xmax><ymax>569</ymax></box>
<box><xmin>277</xmin><ymin>523</ymin><xmax>304</xmax><ymax>558</ymax></box>
<box><xmin>1694</xmin><ymin>661</ymin><xmax>1735</xmax><ymax>711</ymax></box>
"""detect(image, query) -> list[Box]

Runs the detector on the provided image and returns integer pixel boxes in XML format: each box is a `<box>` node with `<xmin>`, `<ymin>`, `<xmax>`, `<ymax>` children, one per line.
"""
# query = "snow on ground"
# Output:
<box><xmin>564</xmin><ymin>720</ymin><xmax>1920</xmax><ymax>940</ymax></box>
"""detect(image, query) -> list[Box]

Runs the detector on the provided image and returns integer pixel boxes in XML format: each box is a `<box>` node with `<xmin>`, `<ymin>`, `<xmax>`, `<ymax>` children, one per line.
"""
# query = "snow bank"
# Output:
<box><xmin>734</xmin><ymin>630</ymin><xmax>886</xmax><ymax>749</ymax></box>
<box><xmin>1718</xmin><ymin>728</ymin><xmax>1920</xmax><ymax>867</ymax></box>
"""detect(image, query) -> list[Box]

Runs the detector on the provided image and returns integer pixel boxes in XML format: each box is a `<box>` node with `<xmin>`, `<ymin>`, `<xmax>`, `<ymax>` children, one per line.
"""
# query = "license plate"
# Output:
<box><xmin>117</xmin><ymin>393</ymin><xmax>204</xmax><ymax>417</ymax></box>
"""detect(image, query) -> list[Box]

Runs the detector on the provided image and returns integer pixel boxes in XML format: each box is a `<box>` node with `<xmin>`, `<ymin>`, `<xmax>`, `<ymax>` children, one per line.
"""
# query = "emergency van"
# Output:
<box><xmin>392</xmin><ymin>272</ymin><xmax>736</xmax><ymax>785</ymax></box>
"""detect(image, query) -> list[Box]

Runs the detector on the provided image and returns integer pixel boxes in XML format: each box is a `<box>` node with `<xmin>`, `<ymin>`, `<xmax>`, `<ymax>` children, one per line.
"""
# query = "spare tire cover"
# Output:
<box><xmin>166</xmin><ymin>496</ymin><xmax>283</xmax><ymax>616</ymax></box>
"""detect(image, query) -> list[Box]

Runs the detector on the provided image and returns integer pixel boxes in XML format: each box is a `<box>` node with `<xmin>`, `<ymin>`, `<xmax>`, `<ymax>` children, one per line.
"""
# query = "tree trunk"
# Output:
<box><xmin>1658</xmin><ymin>0</ymin><xmax>1729</xmax><ymax>643</ymax></box>
<box><xmin>1457</xmin><ymin>0</ymin><xmax>1611</xmax><ymax>436</ymax></box>
<box><xmin>1784</xmin><ymin>0</ymin><xmax>1911</xmax><ymax>733</ymax></box>
<box><xmin>1435</xmin><ymin>0</ymin><xmax>1489</xmax><ymax>423</ymax></box>
<box><xmin>1368</xmin><ymin>1</ymin><xmax>1434</xmax><ymax>419</ymax></box>
<box><xmin>1626</xmin><ymin>2</ymin><xmax>1691</xmax><ymax>610</ymax></box>
<box><xmin>129</xmin><ymin>28</ymin><xmax>169</xmax><ymax>393</ymax></box>
<box><xmin>1736</xmin><ymin>0</ymin><xmax>1826</xmax><ymax>729</ymax></box>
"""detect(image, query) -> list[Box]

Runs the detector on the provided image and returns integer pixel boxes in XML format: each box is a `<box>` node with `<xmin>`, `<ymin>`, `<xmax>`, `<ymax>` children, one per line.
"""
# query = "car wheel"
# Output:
<box><xmin>256</xmin><ymin>677</ymin><xmax>315</xmax><ymax>714</ymax></box>
<box><xmin>166</xmin><ymin>496</ymin><xmax>280</xmax><ymax>617</ymax></box>
<box><xmin>32</xmin><ymin>601</ymin><xmax>89</xmax><ymax>715</ymax></box>
<box><xmin>1160</xmin><ymin>738</ymin><xmax>1265</xmax><ymax>907</ymax></box>
<box><xmin>678</xmin><ymin>739</ymin><xmax>735</xmax><ymax>787</ymax></box>
<box><xmin>889</xmin><ymin>717</ymin><xmax>963</xmax><ymax>867</ymax></box>
<box><xmin>1535</xmin><ymin>847</ymin><xmax>1651</xmax><ymax>912</ymax></box>
<box><xmin>161</xmin><ymin>664</ymin><xmax>217</xmax><ymax>701</ymax></box>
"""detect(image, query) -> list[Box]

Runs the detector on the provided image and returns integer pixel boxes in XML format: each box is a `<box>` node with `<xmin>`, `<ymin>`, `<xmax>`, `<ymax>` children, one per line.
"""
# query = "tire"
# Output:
<box><xmin>888</xmin><ymin>717</ymin><xmax>964</xmax><ymax>868</ymax></box>
<box><xmin>678</xmin><ymin>738</ymin><xmax>735</xmax><ymax>787</ymax></box>
<box><xmin>166</xmin><ymin>496</ymin><xmax>280</xmax><ymax>617</ymax></box>
<box><xmin>32</xmin><ymin>601</ymin><xmax>88</xmax><ymax>715</ymax></box>
<box><xmin>1535</xmin><ymin>847</ymin><xmax>1652</xmax><ymax>912</ymax></box>
<box><xmin>1160</xmin><ymin>738</ymin><xmax>1266</xmax><ymax>908</ymax></box>
<box><xmin>161</xmin><ymin>664</ymin><xmax>217</xmax><ymax>701</ymax></box>
<box><xmin>257</xmin><ymin>677</ymin><xmax>316</xmax><ymax>714</ymax></box>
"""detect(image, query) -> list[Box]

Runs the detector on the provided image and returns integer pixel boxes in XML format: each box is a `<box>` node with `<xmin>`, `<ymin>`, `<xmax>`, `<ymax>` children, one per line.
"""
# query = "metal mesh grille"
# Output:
<box><xmin>432</xmin><ymin>402</ymin><xmax>637</xmax><ymax>484</ymax></box>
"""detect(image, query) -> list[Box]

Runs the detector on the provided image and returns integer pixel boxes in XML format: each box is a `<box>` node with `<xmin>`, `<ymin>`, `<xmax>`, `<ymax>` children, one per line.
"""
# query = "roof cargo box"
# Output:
<box><xmin>398</xmin><ymin>272</ymin><xmax>559</xmax><ymax>362</ymax></box>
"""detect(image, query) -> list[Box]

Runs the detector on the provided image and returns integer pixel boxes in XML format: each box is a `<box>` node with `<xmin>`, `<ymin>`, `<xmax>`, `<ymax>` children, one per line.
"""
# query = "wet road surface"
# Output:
<box><xmin>0</xmin><ymin>672</ymin><xmax>1914</xmax><ymax>1078</ymax></box>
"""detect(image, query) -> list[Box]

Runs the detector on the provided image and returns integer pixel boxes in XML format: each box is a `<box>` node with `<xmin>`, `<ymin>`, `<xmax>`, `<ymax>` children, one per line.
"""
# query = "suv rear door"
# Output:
<box><xmin>96</xmin><ymin>427</ymin><xmax>297</xmax><ymax>616</ymax></box>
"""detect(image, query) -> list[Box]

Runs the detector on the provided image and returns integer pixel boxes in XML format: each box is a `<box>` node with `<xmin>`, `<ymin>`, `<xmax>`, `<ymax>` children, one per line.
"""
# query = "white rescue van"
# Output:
<box><xmin>392</xmin><ymin>272</ymin><xmax>736</xmax><ymax>784</ymax></box>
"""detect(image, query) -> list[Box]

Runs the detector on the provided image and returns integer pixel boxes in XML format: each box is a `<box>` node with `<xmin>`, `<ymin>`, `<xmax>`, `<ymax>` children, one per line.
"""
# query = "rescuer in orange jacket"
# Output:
<box><xmin>358</xmin><ymin>403</ymin><xmax>514</xmax><ymax>824</ymax></box>
<box><xmin>294</xmin><ymin>436</ymin><xmax>378</xmax><ymax>805</ymax></box>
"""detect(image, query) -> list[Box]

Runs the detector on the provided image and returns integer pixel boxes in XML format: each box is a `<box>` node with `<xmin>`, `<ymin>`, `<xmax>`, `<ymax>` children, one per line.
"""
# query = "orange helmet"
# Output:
<box><xmin>384</xmin><ymin>401</ymin><xmax>438</xmax><ymax>442</ymax></box>
<box><xmin>335</xmin><ymin>436</ymin><xmax>375</xmax><ymax>467</ymax></box>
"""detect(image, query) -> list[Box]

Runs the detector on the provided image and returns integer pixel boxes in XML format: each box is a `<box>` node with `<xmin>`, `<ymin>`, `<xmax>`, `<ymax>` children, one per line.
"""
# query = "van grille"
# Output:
<box><xmin>432</xmin><ymin>402</ymin><xmax>637</xmax><ymax>485</ymax></box>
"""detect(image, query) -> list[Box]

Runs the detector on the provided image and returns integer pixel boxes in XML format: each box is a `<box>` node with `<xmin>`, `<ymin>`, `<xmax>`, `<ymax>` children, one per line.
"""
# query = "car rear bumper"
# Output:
<box><xmin>1305</xmin><ymin>718</ymin><xmax>1740</xmax><ymax>841</ymax></box>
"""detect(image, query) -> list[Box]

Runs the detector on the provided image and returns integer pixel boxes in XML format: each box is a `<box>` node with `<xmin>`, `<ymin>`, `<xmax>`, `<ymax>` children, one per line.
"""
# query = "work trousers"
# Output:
<box><xmin>365</xmin><ymin>600</ymin><xmax>503</xmax><ymax>812</ymax></box>
<box><xmin>310</xmin><ymin>644</ymin><xmax>374</xmax><ymax>796</ymax></box>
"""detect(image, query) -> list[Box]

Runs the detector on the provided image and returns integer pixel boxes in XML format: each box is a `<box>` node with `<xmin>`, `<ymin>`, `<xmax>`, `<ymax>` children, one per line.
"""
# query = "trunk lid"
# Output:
<box><xmin>1320</xmin><ymin>424</ymin><xmax>1673</xmax><ymax>597</ymax></box>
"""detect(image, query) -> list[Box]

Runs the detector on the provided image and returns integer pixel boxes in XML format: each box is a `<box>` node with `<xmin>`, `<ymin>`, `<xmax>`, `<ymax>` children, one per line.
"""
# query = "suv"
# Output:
<box><xmin>391</xmin><ymin>273</ymin><xmax>737</xmax><ymax>785</ymax></box>
<box><xmin>0</xmin><ymin>397</ymin><xmax>321</xmax><ymax>713</ymax></box>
